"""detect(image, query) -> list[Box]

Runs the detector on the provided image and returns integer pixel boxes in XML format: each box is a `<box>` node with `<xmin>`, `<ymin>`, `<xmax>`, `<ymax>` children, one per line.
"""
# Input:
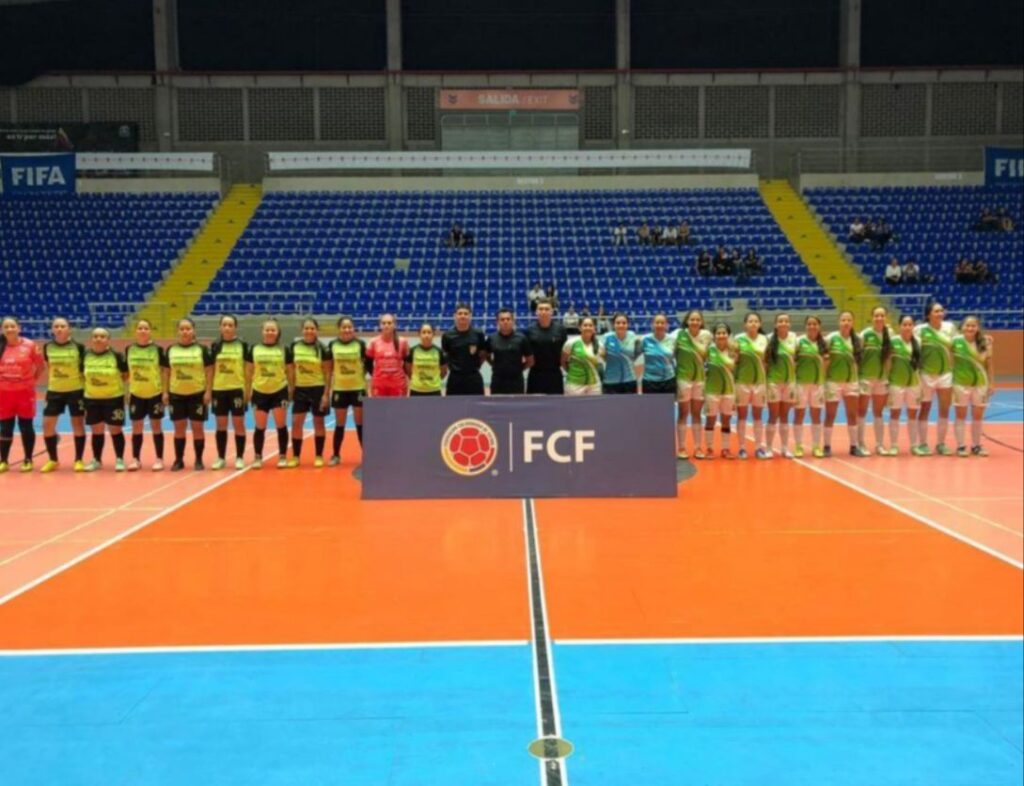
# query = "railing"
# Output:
<box><xmin>794</xmin><ymin>145</ymin><xmax>986</xmax><ymax>177</ymax></box>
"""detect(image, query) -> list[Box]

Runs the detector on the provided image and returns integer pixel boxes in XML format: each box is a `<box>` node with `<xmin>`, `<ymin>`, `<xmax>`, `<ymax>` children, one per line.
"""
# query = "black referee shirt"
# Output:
<box><xmin>486</xmin><ymin>331</ymin><xmax>532</xmax><ymax>381</ymax></box>
<box><xmin>441</xmin><ymin>326</ymin><xmax>486</xmax><ymax>376</ymax></box>
<box><xmin>525</xmin><ymin>322</ymin><xmax>567</xmax><ymax>374</ymax></box>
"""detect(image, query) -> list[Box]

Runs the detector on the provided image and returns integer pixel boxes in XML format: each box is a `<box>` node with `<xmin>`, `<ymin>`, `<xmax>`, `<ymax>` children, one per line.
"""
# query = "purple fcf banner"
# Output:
<box><xmin>361</xmin><ymin>395</ymin><xmax>677</xmax><ymax>499</ymax></box>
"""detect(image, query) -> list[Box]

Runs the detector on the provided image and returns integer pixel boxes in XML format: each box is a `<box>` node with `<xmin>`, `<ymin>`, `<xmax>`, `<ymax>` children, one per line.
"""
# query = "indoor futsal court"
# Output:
<box><xmin>0</xmin><ymin>390</ymin><xmax>1021</xmax><ymax>785</ymax></box>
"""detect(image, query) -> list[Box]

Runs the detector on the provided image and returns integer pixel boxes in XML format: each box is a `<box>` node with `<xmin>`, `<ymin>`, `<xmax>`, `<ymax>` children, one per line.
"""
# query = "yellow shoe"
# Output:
<box><xmin>0</xmin><ymin>461</ymin><xmax>8</xmax><ymax>474</ymax></box>
<box><xmin>286</xmin><ymin>457</ymin><xmax>300</xmax><ymax>469</ymax></box>
<box><xmin>313</xmin><ymin>456</ymin><xmax>324</xmax><ymax>468</ymax></box>
<box><xmin>41</xmin><ymin>460</ymin><xmax>59</xmax><ymax>473</ymax></box>
<box><xmin>20</xmin><ymin>461</ymin><xmax>33</xmax><ymax>473</ymax></box>
<box><xmin>73</xmin><ymin>460</ymin><xmax>86</xmax><ymax>472</ymax></box>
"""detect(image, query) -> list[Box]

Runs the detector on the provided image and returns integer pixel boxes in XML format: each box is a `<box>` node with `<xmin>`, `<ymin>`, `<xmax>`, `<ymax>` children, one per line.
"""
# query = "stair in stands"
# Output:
<box><xmin>134</xmin><ymin>184</ymin><xmax>263</xmax><ymax>336</ymax></box>
<box><xmin>759</xmin><ymin>179</ymin><xmax>878</xmax><ymax>323</ymax></box>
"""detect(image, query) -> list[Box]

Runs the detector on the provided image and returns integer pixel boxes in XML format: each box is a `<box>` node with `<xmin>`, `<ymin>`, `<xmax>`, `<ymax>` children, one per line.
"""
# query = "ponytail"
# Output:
<box><xmin>910</xmin><ymin>335</ymin><xmax>922</xmax><ymax>370</ymax></box>
<box><xmin>766</xmin><ymin>331</ymin><xmax>780</xmax><ymax>367</ymax></box>
<box><xmin>880</xmin><ymin>326</ymin><xmax>892</xmax><ymax>364</ymax></box>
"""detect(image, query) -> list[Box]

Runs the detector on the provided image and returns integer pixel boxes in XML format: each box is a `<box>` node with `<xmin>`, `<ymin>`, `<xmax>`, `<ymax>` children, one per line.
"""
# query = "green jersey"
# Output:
<box><xmin>246</xmin><ymin>343</ymin><xmax>292</xmax><ymax>395</ymax></box>
<box><xmin>211</xmin><ymin>339</ymin><xmax>247</xmax><ymax>391</ymax></box>
<box><xmin>795</xmin><ymin>335</ymin><xmax>826</xmax><ymax>386</ymax></box>
<box><xmin>952</xmin><ymin>336</ymin><xmax>988</xmax><ymax>388</ymax></box>
<box><xmin>407</xmin><ymin>344</ymin><xmax>444</xmax><ymax>393</ymax></box>
<box><xmin>888</xmin><ymin>336</ymin><xmax>919</xmax><ymax>388</ymax></box>
<box><xmin>734</xmin><ymin>333</ymin><xmax>768</xmax><ymax>386</ymax></box>
<box><xmin>329</xmin><ymin>339</ymin><xmax>367</xmax><ymax>392</ymax></box>
<box><xmin>83</xmin><ymin>349</ymin><xmax>128</xmax><ymax>400</ymax></box>
<box><xmin>292</xmin><ymin>340</ymin><xmax>327</xmax><ymax>388</ymax></box>
<box><xmin>914</xmin><ymin>322</ymin><xmax>955</xmax><ymax>376</ymax></box>
<box><xmin>825</xmin><ymin>332</ymin><xmax>858</xmax><ymax>383</ymax></box>
<box><xmin>859</xmin><ymin>327</ymin><xmax>888</xmax><ymax>381</ymax></box>
<box><xmin>563</xmin><ymin>336</ymin><xmax>602</xmax><ymax>386</ymax></box>
<box><xmin>705</xmin><ymin>344</ymin><xmax>736</xmax><ymax>396</ymax></box>
<box><xmin>164</xmin><ymin>343</ymin><xmax>212</xmax><ymax>396</ymax></box>
<box><xmin>767</xmin><ymin>333</ymin><xmax>798</xmax><ymax>385</ymax></box>
<box><xmin>674</xmin><ymin>328</ymin><xmax>712</xmax><ymax>383</ymax></box>
<box><xmin>44</xmin><ymin>340</ymin><xmax>85</xmax><ymax>393</ymax></box>
<box><xmin>126</xmin><ymin>342</ymin><xmax>165</xmax><ymax>398</ymax></box>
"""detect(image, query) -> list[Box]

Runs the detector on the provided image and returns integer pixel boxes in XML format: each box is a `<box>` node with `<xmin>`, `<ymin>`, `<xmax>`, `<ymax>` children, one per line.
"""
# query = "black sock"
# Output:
<box><xmin>355</xmin><ymin>424</ymin><xmax>363</xmax><ymax>446</ymax></box>
<box><xmin>332</xmin><ymin>426</ymin><xmax>345</xmax><ymax>457</ymax></box>
<box><xmin>153</xmin><ymin>432</ymin><xmax>164</xmax><ymax>460</ymax></box>
<box><xmin>215</xmin><ymin>429</ymin><xmax>228</xmax><ymax>459</ymax></box>
<box><xmin>194</xmin><ymin>438</ymin><xmax>205</xmax><ymax>463</ymax></box>
<box><xmin>132</xmin><ymin>433</ymin><xmax>144</xmax><ymax>460</ymax></box>
<box><xmin>45</xmin><ymin>434</ymin><xmax>59</xmax><ymax>461</ymax></box>
<box><xmin>292</xmin><ymin>438</ymin><xmax>303</xmax><ymax>458</ymax></box>
<box><xmin>314</xmin><ymin>434</ymin><xmax>325</xmax><ymax>458</ymax></box>
<box><xmin>18</xmin><ymin>419</ymin><xmax>35</xmax><ymax>461</ymax></box>
<box><xmin>0</xmin><ymin>439</ymin><xmax>11</xmax><ymax>464</ymax></box>
<box><xmin>235</xmin><ymin>433</ymin><xmax>246</xmax><ymax>460</ymax></box>
<box><xmin>111</xmin><ymin>432</ymin><xmax>125</xmax><ymax>459</ymax></box>
<box><xmin>277</xmin><ymin>427</ymin><xmax>288</xmax><ymax>455</ymax></box>
<box><xmin>92</xmin><ymin>433</ymin><xmax>105</xmax><ymax>462</ymax></box>
<box><xmin>74</xmin><ymin>434</ymin><xmax>86</xmax><ymax>461</ymax></box>
<box><xmin>174</xmin><ymin>437</ymin><xmax>186</xmax><ymax>463</ymax></box>
<box><xmin>254</xmin><ymin>428</ymin><xmax>265</xmax><ymax>457</ymax></box>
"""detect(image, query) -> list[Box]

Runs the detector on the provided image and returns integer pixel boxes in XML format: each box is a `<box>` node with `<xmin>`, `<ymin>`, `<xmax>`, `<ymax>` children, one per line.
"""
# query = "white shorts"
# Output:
<box><xmin>859</xmin><ymin>378</ymin><xmax>889</xmax><ymax>397</ymax></box>
<box><xmin>825</xmin><ymin>380</ymin><xmax>860</xmax><ymax>402</ymax></box>
<box><xmin>704</xmin><ymin>394</ymin><xmax>735</xmax><ymax>417</ymax></box>
<box><xmin>795</xmin><ymin>383</ymin><xmax>824</xmax><ymax>409</ymax></box>
<box><xmin>888</xmin><ymin>385</ymin><xmax>922</xmax><ymax>411</ymax></box>
<box><xmin>953</xmin><ymin>385</ymin><xmax>988</xmax><ymax>408</ymax></box>
<box><xmin>565</xmin><ymin>382</ymin><xmax>602</xmax><ymax>397</ymax></box>
<box><xmin>767</xmin><ymin>382</ymin><xmax>796</xmax><ymax>405</ymax></box>
<box><xmin>920</xmin><ymin>372</ymin><xmax>954</xmax><ymax>402</ymax></box>
<box><xmin>735</xmin><ymin>383</ymin><xmax>766</xmax><ymax>408</ymax></box>
<box><xmin>677</xmin><ymin>380</ymin><xmax>705</xmax><ymax>403</ymax></box>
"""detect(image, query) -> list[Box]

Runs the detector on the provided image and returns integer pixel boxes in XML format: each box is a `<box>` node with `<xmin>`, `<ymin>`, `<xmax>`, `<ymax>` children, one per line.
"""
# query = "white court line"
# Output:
<box><xmin>556</xmin><ymin>634</ymin><xmax>1024</xmax><ymax>646</ymax></box>
<box><xmin>0</xmin><ymin>640</ymin><xmax>529</xmax><ymax>658</ymax></box>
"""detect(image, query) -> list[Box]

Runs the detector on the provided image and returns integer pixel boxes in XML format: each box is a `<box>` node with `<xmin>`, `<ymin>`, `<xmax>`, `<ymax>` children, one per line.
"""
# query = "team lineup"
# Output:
<box><xmin>0</xmin><ymin>297</ymin><xmax>995</xmax><ymax>473</ymax></box>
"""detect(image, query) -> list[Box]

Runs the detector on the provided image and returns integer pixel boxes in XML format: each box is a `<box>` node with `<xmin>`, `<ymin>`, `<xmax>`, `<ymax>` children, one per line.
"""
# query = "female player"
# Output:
<box><xmin>328</xmin><ymin>316</ymin><xmax>369</xmax><ymax>466</ymax></box>
<box><xmin>41</xmin><ymin>316</ymin><xmax>87</xmax><ymax>473</ymax></box>
<box><xmin>246</xmin><ymin>318</ymin><xmax>294</xmax><ymax>469</ymax></box>
<box><xmin>914</xmin><ymin>301</ymin><xmax>957</xmax><ymax>455</ymax></box>
<box><xmin>162</xmin><ymin>317</ymin><xmax>213</xmax><ymax>471</ymax></box>
<box><xmin>562</xmin><ymin>316</ymin><xmax>603</xmax><ymax>396</ymax></box>
<box><xmin>600</xmin><ymin>313</ymin><xmax>639</xmax><ymax>394</ymax></box>
<box><xmin>0</xmin><ymin>316</ymin><xmax>44</xmax><ymax>473</ymax></box>
<box><xmin>858</xmin><ymin>306</ymin><xmax>893</xmax><ymax>455</ymax></box>
<box><xmin>637</xmin><ymin>314</ymin><xmax>677</xmax><ymax>395</ymax></box>
<box><xmin>952</xmin><ymin>316</ymin><xmax>994</xmax><ymax>457</ymax></box>
<box><xmin>824</xmin><ymin>310</ymin><xmax>867</xmax><ymax>457</ymax></box>
<box><xmin>82</xmin><ymin>327</ymin><xmax>129</xmax><ymax>472</ymax></box>
<box><xmin>675</xmin><ymin>310</ymin><xmax>712</xmax><ymax>459</ymax></box>
<box><xmin>126</xmin><ymin>318</ymin><xmax>167</xmax><ymax>471</ymax></box>
<box><xmin>290</xmin><ymin>318</ymin><xmax>331</xmax><ymax>467</ymax></box>
<box><xmin>887</xmin><ymin>315</ymin><xmax>922</xmax><ymax>456</ymax></box>
<box><xmin>210</xmin><ymin>314</ymin><xmax>249</xmax><ymax>471</ymax></box>
<box><xmin>366</xmin><ymin>314</ymin><xmax>408</xmax><ymax>398</ymax></box>
<box><xmin>793</xmin><ymin>315</ymin><xmax>829</xmax><ymax>458</ymax></box>
<box><xmin>703</xmin><ymin>323</ymin><xmax>737</xmax><ymax>459</ymax></box>
<box><xmin>734</xmin><ymin>312</ymin><xmax>770</xmax><ymax>460</ymax></box>
<box><xmin>406</xmin><ymin>323</ymin><xmax>447</xmax><ymax>396</ymax></box>
<box><xmin>765</xmin><ymin>313</ymin><xmax>798</xmax><ymax>458</ymax></box>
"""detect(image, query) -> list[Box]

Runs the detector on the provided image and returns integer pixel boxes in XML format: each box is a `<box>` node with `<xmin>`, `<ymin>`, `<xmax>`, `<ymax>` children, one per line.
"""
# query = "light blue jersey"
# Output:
<box><xmin>600</xmin><ymin>331</ymin><xmax>638</xmax><ymax>385</ymax></box>
<box><xmin>638</xmin><ymin>331</ymin><xmax>677</xmax><ymax>383</ymax></box>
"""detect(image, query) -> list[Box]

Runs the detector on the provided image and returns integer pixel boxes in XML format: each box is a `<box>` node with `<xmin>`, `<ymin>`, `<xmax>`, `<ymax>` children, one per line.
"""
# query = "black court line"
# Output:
<box><xmin>524</xmin><ymin>498</ymin><xmax>567</xmax><ymax>786</ymax></box>
<box><xmin>983</xmin><ymin>431</ymin><xmax>1024</xmax><ymax>453</ymax></box>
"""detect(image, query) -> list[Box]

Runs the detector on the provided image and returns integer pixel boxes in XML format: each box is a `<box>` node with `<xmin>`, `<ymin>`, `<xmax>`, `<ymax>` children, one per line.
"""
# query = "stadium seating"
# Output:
<box><xmin>806</xmin><ymin>186</ymin><xmax>1024</xmax><ymax>329</ymax></box>
<box><xmin>197</xmin><ymin>189</ymin><xmax>832</xmax><ymax>329</ymax></box>
<box><xmin>0</xmin><ymin>192</ymin><xmax>218</xmax><ymax>328</ymax></box>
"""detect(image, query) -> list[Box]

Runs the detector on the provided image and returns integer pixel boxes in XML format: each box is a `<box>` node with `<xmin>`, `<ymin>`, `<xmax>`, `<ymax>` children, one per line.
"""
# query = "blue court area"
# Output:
<box><xmin>1</xmin><ymin>640</ymin><xmax>1020</xmax><ymax>785</ymax></box>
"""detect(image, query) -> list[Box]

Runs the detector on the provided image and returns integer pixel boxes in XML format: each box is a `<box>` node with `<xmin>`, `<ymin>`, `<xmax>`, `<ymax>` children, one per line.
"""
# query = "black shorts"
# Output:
<box><xmin>603</xmin><ymin>381</ymin><xmax>638</xmax><ymax>395</ymax></box>
<box><xmin>409</xmin><ymin>390</ymin><xmax>442</xmax><ymax>397</ymax></box>
<box><xmin>44</xmin><ymin>390</ymin><xmax>85</xmax><ymax>417</ymax></box>
<box><xmin>129</xmin><ymin>394</ymin><xmax>165</xmax><ymax>422</ymax></box>
<box><xmin>293</xmin><ymin>386</ymin><xmax>328</xmax><ymax>416</ymax></box>
<box><xmin>446</xmin><ymin>373</ymin><xmax>484</xmax><ymax>396</ymax></box>
<box><xmin>331</xmin><ymin>390</ymin><xmax>365</xmax><ymax>410</ymax></box>
<box><xmin>169</xmin><ymin>393</ymin><xmax>208</xmax><ymax>422</ymax></box>
<box><xmin>527</xmin><ymin>370</ymin><xmax>564</xmax><ymax>395</ymax></box>
<box><xmin>491</xmin><ymin>376</ymin><xmax>525</xmax><ymax>395</ymax></box>
<box><xmin>213</xmin><ymin>389</ymin><xmax>247</xmax><ymax>417</ymax></box>
<box><xmin>251</xmin><ymin>389</ymin><xmax>288</xmax><ymax>412</ymax></box>
<box><xmin>84</xmin><ymin>398</ymin><xmax>126</xmax><ymax>427</ymax></box>
<box><xmin>642</xmin><ymin>379</ymin><xmax>677</xmax><ymax>395</ymax></box>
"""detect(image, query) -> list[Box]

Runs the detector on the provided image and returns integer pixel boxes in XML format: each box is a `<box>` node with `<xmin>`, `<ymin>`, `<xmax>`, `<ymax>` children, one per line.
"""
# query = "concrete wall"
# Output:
<box><xmin>800</xmin><ymin>171</ymin><xmax>985</xmax><ymax>191</ymax></box>
<box><xmin>77</xmin><ymin>177</ymin><xmax>223</xmax><ymax>194</ymax></box>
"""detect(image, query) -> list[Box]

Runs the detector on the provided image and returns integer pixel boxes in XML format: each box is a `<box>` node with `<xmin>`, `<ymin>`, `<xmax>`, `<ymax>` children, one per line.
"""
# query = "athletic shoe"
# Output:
<box><xmin>83</xmin><ymin>460</ymin><xmax>102</xmax><ymax>473</ymax></box>
<box><xmin>194</xmin><ymin>461</ymin><xmax>205</xmax><ymax>471</ymax></box>
<box><xmin>703</xmin><ymin>450</ymin><xmax>715</xmax><ymax>461</ymax></box>
<box><xmin>286</xmin><ymin>457</ymin><xmax>300</xmax><ymax>469</ymax></box>
<box><xmin>252</xmin><ymin>456</ymin><xmax>263</xmax><ymax>470</ymax></box>
<box><xmin>793</xmin><ymin>444</ymin><xmax>805</xmax><ymax>458</ymax></box>
<box><xmin>914</xmin><ymin>444</ymin><xmax>933</xmax><ymax>456</ymax></box>
<box><xmin>313</xmin><ymin>456</ymin><xmax>325</xmax><ymax>468</ymax></box>
<box><xmin>822</xmin><ymin>446</ymin><xmax>832</xmax><ymax>458</ymax></box>
<box><xmin>885</xmin><ymin>447</ymin><xmax>899</xmax><ymax>457</ymax></box>
<box><xmin>755</xmin><ymin>447</ymin><xmax>772</xmax><ymax>460</ymax></box>
<box><xmin>737</xmin><ymin>448</ymin><xmax>749</xmax><ymax>460</ymax></box>
<box><xmin>170</xmin><ymin>460</ymin><xmax>185</xmax><ymax>472</ymax></box>
<box><xmin>812</xmin><ymin>446</ymin><xmax>825</xmax><ymax>458</ymax></box>
<box><xmin>127</xmin><ymin>459</ymin><xmax>141</xmax><ymax>472</ymax></box>
<box><xmin>693</xmin><ymin>449</ymin><xmax>706</xmax><ymax>460</ymax></box>
<box><xmin>781</xmin><ymin>448</ymin><xmax>795</xmax><ymax>459</ymax></box>
<box><xmin>875</xmin><ymin>446</ymin><xmax>888</xmax><ymax>457</ymax></box>
<box><xmin>20</xmin><ymin>460</ymin><xmax>33</xmax><ymax>473</ymax></box>
<box><xmin>73</xmin><ymin>460</ymin><xmax>85</xmax><ymax>472</ymax></box>
<box><xmin>40</xmin><ymin>460</ymin><xmax>59</xmax><ymax>474</ymax></box>
<box><xmin>211</xmin><ymin>458</ymin><xmax>226</xmax><ymax>471</ymax></box>
<box><xmin>0</xmin><ymin>461</ymin><xmax>8</xmax><ymax>474</ymax></box>
<box><xmin>936</xmin><ymin>444</ymin><xmax>954</xmax><ymax>456</ymax></box>
<box><xmin>328</xmin><ymin>455</ymin><xmax>340</xmax><ymax>467</ymax></box>
<box><xmin>114</xmin><ymin>458</ymin><xmax>126</xmax><ymax>472</ymax></box>
<box><xmin>720</xmin><ymin>449</ymin><xmax>734</xmax><ymax>460</ymax></box>
<box><xmin>277</xmin><ymin>457</ymin><xmax>288</xmax><ymax>469</ymax></box>
<box><xmin>956</xmin><ymin>446</ymin><xmax>970</xmax><ymax>458</ymax></box>
<box><xmin>850</xmin><ymin>446</ymin><xmax>869</xmax><ymax>458</ymax></box>
<box><xmin>234</xmin><ymin>457</ymin><xmax>246</xmax><ymax>470</ymax></box>
<box><xmin>971</xmin><ymin>445</ymin><xmax>989</xmax><ymax>457</ymax></box>
<box><xmin>151</xmin><ymin>460</ymin><xmax>164</xmax><ymax>472</ymax></box>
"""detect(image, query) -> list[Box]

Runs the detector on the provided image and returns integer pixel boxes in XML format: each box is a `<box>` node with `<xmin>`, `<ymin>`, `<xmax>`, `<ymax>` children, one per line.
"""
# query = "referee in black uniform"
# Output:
<box><xmin>525</xmin><ymin>299</ymin><xmax>567</xmax><ymax>394</ymax></box>
<box><xmin>485</xmin><ymin>309</ymin><xmax>533</xmax><ymax>395</ymax></box>
<box><xmin>441</xmin><ymin>304</ymin><xmax>488</xmax><ymax>395</ymax></box>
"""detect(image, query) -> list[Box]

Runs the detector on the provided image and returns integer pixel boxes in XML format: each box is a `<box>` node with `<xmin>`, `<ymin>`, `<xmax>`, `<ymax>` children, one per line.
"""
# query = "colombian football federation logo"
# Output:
<box><xmin>441</xmin><ymin>419</ymin><xmax>498</xmax><ymax>476</ymax></box>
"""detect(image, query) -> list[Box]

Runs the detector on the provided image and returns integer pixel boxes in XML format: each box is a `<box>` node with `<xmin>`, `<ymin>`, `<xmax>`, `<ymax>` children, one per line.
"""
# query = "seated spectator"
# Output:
<box><xmin>596</xmin><ymin>306</ymin><xmax>612</xmax><ymax>334</ymax></box>
<box><xmin>744</xmin><ymin>248</ymin><xmax>763</xmax><ymax>275</ymax></box>
<box><xmin>975</xmin><ymin>208</ymin><xmax>1001</xmax><ymax>232</ymax></box>
<box><xmin>696</xmin><ymin>250</ymin><xmax>713</xmax><ymax>277</ymax></box>
<box><xmin>651</xmin><ymin>225</ymin><xmax>664</xmax><ymax>246</ymax></box>
<box><xmin>612</xmin><ymin>223</ymin><xmax>628</xmax><ymax>246</ymax></box>
<box><xmin>902</xmin><ymin>259</ymin><xmax>920</xmax><ymax>283</ymax></box>
<box><xmin>974</xmin><ymin>258</ymin><xmax>996</xmax><ymax>284</ymax></box>
<box><xmin>849</xmin><ymin>217</ymin><xmax>866</xmax><ymax>242</ymax></box>
<box><xmin>445</xmin><ymin>223</ymin><xmax>465</xmax><ymax>248</ymax></box>
<box><xmin>884</xmin><ymin>258</ymin><xmax>902</xmax><ymax>285</ymax></box>
<box><xmin>998</xmin><ymin>208</ymin><xmax>1015</xmax><ymax>232</ymax></box>
<box><xmin>954</xmin><ymin>257</ymin><xmax>975</xmax><ymax>283</ymax></box>
<box><xmin>545</xmin><ymin>286</ymin><xmax>559</xmax><ymax>313</ymax></box>
<box><xmin>870</xmin><ymin>219</ymin><xmax>893</xmax><ymax>250</ymax></box>
<box><xmin>528</xmin><ymin>282</ymin><xmax>545</xmax><ymax>313</ymax></box>
<box><xmin>562</xmin><ymin>304</ymin><xmax>580</xmax><ymax>335</ymax></box>
<box><xmin>637</xmin><ymin>223</ymin><xmax>651</xmax><ymax>246</ymax></box>
<box><xmin>662</xmin><ymin>225</ymin><xmax>677</xmax><ymax>245</ymax></box>
<box><xmin>713</xmin><ymin>246</ymin><xmax>734</xmax><ymax>277</ymax></box>
<box><xmin>678</xmin><ymin>221</ymin><xmax>692</xmax><ymax>245</ymax></box>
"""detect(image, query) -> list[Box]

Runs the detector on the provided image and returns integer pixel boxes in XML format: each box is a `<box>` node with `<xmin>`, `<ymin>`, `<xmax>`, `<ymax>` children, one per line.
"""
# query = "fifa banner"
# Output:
<box><xmin>362</xmin><ymin>395</ymin><xmax>677</xmax><ymax>499</ymax></box>
<box><xmin>985</xmin><ymin>147</ymin><xmax>1024</xmax><ymax>187</ymax></box>
<box><xmin>1</xmin><ymin>153</ymin><xmax>75</xmax><ymax>197</ymax></box>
